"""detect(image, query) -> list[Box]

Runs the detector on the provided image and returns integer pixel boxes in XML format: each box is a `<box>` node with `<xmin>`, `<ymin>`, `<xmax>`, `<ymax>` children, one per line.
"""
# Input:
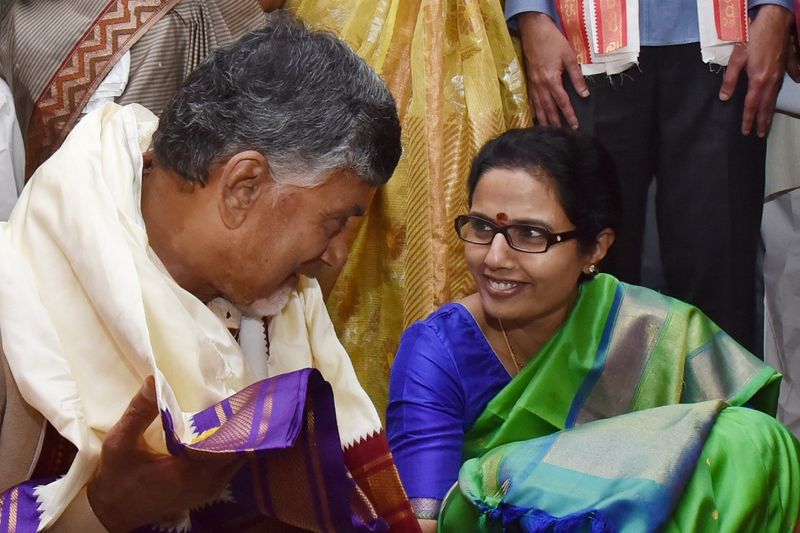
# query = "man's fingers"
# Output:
<box><xmin>565</xmin><ymin>58</ymin><xmax>590</xmax><ymax>99</ymax></box>
<box><xmin>740</xmin><ymin>85</ymin><xmax>761</xmax><ymax>135</ymax></box>
<box><xmin>530</xmin><ymin>90</ymin><xmax>549</xmax><ymax>126</ymax></box>
<box><xmin>756</xmin><ymin>92</ymin><xmax>777</xmax><ymax>137</ymax></box>
<box><xmin>720</xmin><ymin>47</ymin><xmax>746</xmax><ymax>101</ymax></box>
<box><xmin>537</xmin><ymin>88</ymin><xmax>563</xmax><ymax>127</ymax></box>
<box><xmin>551</xmin><ymin>81</ymin><xmax>579</xmax><ymax>129</ymax></box>
<box><xmin>788</xmin><ymin>61</ymin><xmax>800</xmax><ymax>83</ymax></box>
<box><xmin>109</xmin><ymin>376</ymin><xmax>159</xmax><ymax>445</ymax></box>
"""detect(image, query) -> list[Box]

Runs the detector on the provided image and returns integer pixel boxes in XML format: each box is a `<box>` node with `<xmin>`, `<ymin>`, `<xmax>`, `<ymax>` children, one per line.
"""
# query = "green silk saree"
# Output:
<box><xmin>440</xmin><ymin>275</ymin><xmax>799</xmax><ymax>531</ymax></box>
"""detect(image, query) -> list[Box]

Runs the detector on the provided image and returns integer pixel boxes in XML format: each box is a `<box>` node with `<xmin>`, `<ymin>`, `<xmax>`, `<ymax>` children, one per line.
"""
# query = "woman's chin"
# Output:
<box><xmin>479</xmin><ymin>292</ymin><xmax>524</xmax><ymax>322</ymax></box>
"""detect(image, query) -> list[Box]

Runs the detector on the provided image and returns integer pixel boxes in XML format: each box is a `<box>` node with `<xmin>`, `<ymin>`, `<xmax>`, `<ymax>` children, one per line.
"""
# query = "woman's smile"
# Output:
<box><xmin>482</xmin><ymin>274</ymin><xmax>525</xmax><ymax>297</ymax></box>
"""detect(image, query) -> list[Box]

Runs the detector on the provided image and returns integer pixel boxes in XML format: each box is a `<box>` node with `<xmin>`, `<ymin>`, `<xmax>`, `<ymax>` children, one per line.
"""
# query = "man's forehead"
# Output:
<box><xmin>318</xmin><ymin>169</ymin><xmax>374</xmax><ymax>214</ymax></box>
<box><xmin>319</xmin><ymin>197</ymin><xmax>368</xmax><ymax>221</ymax></box>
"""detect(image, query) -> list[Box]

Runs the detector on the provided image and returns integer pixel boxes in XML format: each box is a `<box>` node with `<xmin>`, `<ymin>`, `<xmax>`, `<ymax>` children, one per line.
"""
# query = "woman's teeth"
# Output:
<box><xmin>488</xmin><ymin>279</ymin><xmax>519</xmax><ymax>291</ymax></box>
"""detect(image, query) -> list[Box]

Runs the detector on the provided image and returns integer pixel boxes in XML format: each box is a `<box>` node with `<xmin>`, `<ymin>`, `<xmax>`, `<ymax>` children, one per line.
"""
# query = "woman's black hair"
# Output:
<box><xmin>467</xmin><ymin>127</ymin><xmax>621</xmax><ymax>253</ymax></box>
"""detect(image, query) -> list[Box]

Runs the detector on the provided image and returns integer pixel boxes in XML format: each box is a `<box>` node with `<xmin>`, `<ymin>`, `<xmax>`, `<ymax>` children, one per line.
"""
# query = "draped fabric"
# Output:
<box><xmin>0</xmin><ymin>0</ymin><xmax>265</xmax><ymax>176</ymax></box>
<box><xmin>553</xmin><ymin>0</ymin><xmax>748</xmax><ymax>75</ymax></box>
<box><xmin>285</xmin><ymin>0</ymin><xmax>532</xmax><ymax>415</ymax></box>
<box><xmin>0</xmin><ymin>370</ymin><xmax>386</xmax><ymax>533</ymax></box>
<box><xmin>463</xmin><ymin>274</ymin><xmax>780</xmax><ymax>460</ymax></box>
<box><xmin>442</xmin><ymin>403</ymin><xmax>800</xmax><ymax>532</ymax></box>
<box><xmin>436</xmin><ymin>275</ymin><xmax>799</xmax><ymax>530</ymax></box>
<box><xmin>0</xmin><ymin>104</ymin><xmax>416</xmax><ymax>531</ymax></box>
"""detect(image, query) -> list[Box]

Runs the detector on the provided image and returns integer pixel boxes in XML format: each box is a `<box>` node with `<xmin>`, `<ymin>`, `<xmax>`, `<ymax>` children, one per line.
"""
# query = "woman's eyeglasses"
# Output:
<box><xmin>454</xmin><ymin>215</ymin><xmax>578</xmax><ymax>253</ymax></box>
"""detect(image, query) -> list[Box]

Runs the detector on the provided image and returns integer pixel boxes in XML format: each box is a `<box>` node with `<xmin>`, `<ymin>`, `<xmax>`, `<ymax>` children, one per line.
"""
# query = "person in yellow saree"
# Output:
<box><xmin>280</xmin><ymin>0</ymin><xmax>532</xmax><ymax>415</ymax></box>
<box><xmin>386</xmin><ymin>127</ymin><xmax>800</xmax><ymax>531</ymax></box>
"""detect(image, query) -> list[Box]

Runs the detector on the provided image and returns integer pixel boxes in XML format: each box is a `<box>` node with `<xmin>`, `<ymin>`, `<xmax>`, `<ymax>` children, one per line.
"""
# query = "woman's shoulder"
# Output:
<box><xmin>406</xmin><ymin>301</ymin><xmax>481</xmax><ymax>340</ymax></box>
<box><xmin>397</xmin><ymin>299</ymin><xmax>493</xmax><ymax>367</ymax></box>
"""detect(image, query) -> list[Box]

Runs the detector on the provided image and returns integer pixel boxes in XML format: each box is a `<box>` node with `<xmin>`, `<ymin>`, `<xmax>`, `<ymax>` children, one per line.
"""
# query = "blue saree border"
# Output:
<box><xmin>565</xmin><ymin>283</ymin><xmax>624</xmax><ymax>429</ymax></box>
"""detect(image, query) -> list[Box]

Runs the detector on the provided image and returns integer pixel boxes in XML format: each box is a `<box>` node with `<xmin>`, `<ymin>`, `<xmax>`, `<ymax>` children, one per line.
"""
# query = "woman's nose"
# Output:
<box><xmin>483</xmin><ymin>232</ymin><xmax>514</xmax><ymax>268</ymax></box>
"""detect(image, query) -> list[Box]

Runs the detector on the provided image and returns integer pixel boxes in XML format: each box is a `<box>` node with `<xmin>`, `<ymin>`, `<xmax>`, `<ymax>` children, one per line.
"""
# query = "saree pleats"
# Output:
<box><xmin>666</xmin><ymin>406</ymin><xmax>800</xmax><ymax>532</ymax></box>
<box><xmin>285</xmin><ymin>0</ymin><xmax>531</xmax><ymax>415</ymax></box>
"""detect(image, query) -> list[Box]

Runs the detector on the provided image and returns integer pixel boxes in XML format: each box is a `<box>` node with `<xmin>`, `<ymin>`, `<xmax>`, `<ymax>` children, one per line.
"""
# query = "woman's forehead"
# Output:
<box><xmin>470</xmin><ymin>168</ymin><xmax>568</xmax><ymax>224</ymax></box>
<box><xmin>473</xmin><ymin>169</ymin><xmax>558</xmax><ymax>205</ymax></box>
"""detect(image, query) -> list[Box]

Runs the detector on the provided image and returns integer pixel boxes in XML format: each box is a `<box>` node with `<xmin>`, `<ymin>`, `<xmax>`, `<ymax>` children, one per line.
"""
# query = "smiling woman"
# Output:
<box><xmin>386</xmin><ymin>127</ymin><xmax>800</xmax><ymax>532</ymax></box>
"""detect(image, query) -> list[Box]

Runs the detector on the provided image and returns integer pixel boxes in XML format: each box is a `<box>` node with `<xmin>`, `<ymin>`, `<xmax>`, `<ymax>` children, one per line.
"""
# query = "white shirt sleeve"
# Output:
<box><xmin>0</xmin><ymin>78</ymin><xmax>24</xmax><ymax>221</ymax></box>
<box><xmin>81</xmin><ymin>51</ymin><xmax>131</xmax><ymax>115</ymax></box>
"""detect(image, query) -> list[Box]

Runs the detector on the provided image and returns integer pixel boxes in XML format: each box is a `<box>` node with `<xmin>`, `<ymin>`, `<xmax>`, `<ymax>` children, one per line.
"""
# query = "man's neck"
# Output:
<box><xmin>140</xmin><ymin>160</ymin><xmax>217</xmax><ymax>302</ymax></box>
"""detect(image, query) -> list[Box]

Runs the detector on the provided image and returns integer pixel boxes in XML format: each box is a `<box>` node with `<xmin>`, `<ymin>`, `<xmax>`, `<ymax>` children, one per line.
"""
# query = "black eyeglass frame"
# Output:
<box><xmin>454</xmin><ymin>214</ymin><xmax>579</xmax><ymax>253</ymax></box>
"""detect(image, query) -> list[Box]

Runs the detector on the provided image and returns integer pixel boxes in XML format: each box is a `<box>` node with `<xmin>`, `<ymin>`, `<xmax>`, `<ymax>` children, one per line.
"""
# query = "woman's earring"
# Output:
<box><xmin>588</xmin><ymin>264</ymin><xmax>597</xmax><ymax>274</ymax></box>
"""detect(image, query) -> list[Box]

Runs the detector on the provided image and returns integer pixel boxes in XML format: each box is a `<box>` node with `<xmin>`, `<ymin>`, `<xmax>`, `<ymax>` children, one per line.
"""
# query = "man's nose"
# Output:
<box><xmin>320</xmin><ymin>234</ymin><xmax>349</xmax><ymax>270</ymax></box>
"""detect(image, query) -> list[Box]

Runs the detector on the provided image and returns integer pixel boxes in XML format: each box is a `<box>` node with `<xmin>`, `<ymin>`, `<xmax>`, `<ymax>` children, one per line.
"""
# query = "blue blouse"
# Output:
<box><xmin>387</xmin><ymin>303</ymin><xmax>512</xmax><ymax>503</ymax></box>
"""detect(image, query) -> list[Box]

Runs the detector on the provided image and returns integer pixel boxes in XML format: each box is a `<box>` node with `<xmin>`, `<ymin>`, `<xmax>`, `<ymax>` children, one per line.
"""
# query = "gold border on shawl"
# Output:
<box><xmin>348</xmin><ymin>451</ymin><xmax>393</xmax><ymax>476</ymax></box>
<box><xmin>364</xmin><ymin>464</ymin><xmax>413</xmax><ymax>510</ymax></box>
<box><xmin>7</xmin><ymin>487</ymin><xmax>19</xmax><ymax>531</ymax></box>
<box><xmin>255</xmin><ymin>380</ymin><xmax>276</xmax><ymax>445</ymax></box>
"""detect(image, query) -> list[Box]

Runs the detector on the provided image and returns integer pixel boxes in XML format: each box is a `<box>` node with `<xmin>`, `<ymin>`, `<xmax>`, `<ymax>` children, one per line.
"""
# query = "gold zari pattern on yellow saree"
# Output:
<box><xmin>286</xmin><ymin>0</ymin><xmax>531</xmax><ymax>414</ymax></box>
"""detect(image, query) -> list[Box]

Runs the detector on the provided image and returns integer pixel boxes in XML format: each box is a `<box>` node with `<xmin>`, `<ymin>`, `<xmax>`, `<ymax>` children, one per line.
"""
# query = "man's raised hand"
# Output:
<box><xmin>87</xmin><ymin>376</ymin><xmax>242</xmax><ymax>532</ymax></box>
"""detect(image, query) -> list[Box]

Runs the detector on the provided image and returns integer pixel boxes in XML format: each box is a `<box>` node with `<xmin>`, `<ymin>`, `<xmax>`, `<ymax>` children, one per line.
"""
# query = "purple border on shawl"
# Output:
<box><xmin>161</xmin><ymin>369</ymin><xmax>315</xmax><ymax>457</ymax></box>
<box><xmin>301</xmin><ymin>370</ymin><xmax>358</xmax><ymax>531</ymax></box>
<box><xmin>243</xmin><ymin>457</ymin><xmax>276</xmax><ymax>517</ymax></box>
<box><xmin>153</xmin><ymin>369</ymin><xmax>364</xmax><ymax>531</ymax></box>
<box><xmin>0</xmin><ymin>479</ymin><xmax>51</xmax><ymax>533</ymax></box>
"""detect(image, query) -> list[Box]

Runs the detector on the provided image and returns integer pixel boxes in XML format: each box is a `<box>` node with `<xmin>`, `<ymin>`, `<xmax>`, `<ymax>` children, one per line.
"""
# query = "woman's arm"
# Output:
<box><xmin>387</xmin><ymin>322</ymin><xmax>467</xmax><ymax>522</ymax></box>
<box><xmin>418</xmin><ymin>519</ymin><xmax>438</xmax><ymax>532</ymax></box>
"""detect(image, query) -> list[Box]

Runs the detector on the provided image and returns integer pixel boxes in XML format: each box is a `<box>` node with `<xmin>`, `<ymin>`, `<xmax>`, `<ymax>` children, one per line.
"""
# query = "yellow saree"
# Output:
<box><xmin>285</xmin><ymin>0</ymin><xmax>531</xmax><ymax>414</ymax></box>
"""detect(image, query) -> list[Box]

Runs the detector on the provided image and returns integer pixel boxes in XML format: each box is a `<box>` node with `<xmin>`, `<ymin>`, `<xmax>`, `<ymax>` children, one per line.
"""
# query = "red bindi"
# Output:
<box><xmin>496</xmin><ymin>212</ymin><xmax>509</xmax><ymax>225</ymax></box>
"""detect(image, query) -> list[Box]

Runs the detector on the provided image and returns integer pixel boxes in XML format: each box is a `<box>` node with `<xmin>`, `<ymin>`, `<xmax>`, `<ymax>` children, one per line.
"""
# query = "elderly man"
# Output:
<box><xmin>0</xmin><ymin>15</ymin><xmax>417</xmax><ymax>532</ymax></box>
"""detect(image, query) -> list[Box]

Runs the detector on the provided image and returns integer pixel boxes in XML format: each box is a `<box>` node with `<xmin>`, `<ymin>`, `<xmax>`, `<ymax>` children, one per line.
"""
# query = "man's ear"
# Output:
<box><xmin>142</xmin><ymin>150</ymin><xmax>154</xmax><ymax>168</ymax></box>
<box><xmin>585</xmin><ymin>228</ymin><xmax>616</xmax><ymax>271</ymax></box>
<box><xmin>217</xmin><ymin>151</ymin><xmax>271</xmax><ymax>229</ymax></box>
